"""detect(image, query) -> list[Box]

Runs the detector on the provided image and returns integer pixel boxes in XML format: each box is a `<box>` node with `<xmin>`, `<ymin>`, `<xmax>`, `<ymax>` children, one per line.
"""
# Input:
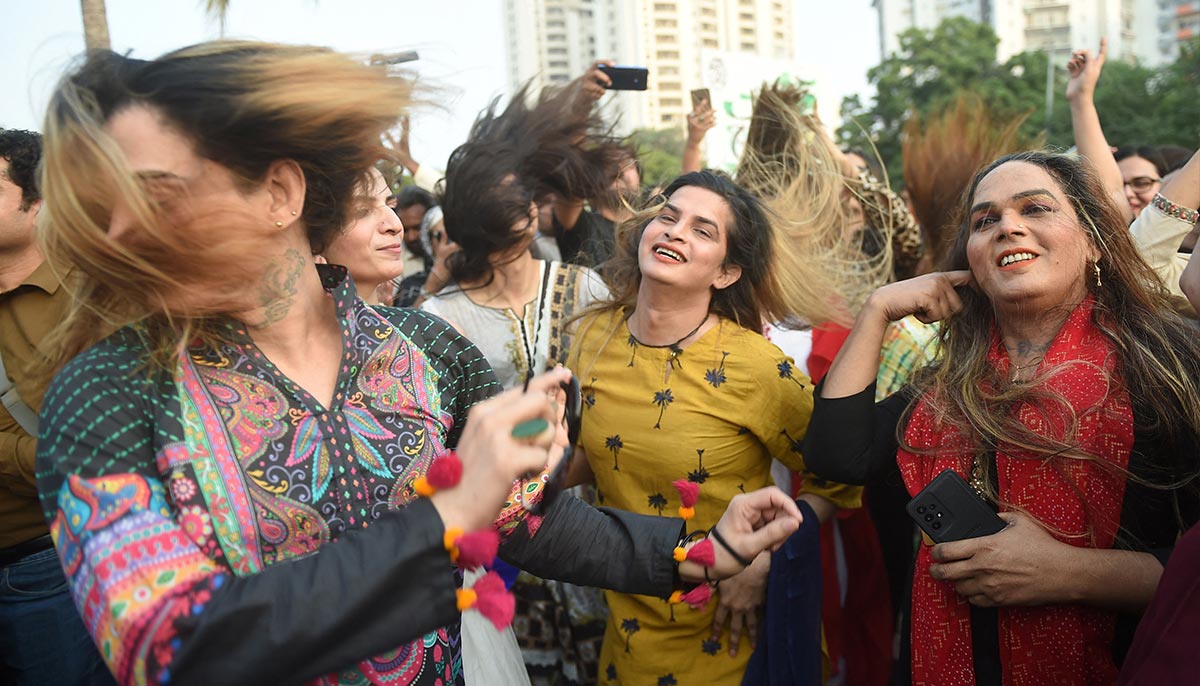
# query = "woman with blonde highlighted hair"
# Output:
<box><xmin>32</xmin><ymin>41</ymin><xmax>806</xmax><ymax>686</ymax></box>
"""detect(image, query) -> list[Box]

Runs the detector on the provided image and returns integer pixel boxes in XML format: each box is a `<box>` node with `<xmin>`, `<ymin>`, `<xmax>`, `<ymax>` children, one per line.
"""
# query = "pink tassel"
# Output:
<box><xmin>680</xmin><ymin>583</ymin><xmax>712</xmax><ymax>609</ymax></box>
<box><xmin>673</xmin><ymin>479</ymin><xmax>699</xmax><ymax>508</ymax></box>
<box><xmin>472</xmin><ymin>571</ymin><xmax>516</xmax><ymax>631</ymax></box>
<box><xmin>454</xmin><ymin>530</ymin><xmax>499</xmax><ymax>568</ymax></box>
<box><xmin>426</xmin><ymin>452</ymin><xmax>464</xmax><ymax>490</ymax></box>
<box><xmin>686</xmin><ymin>538</ymin><xmax>715</xmax><ymax>567</ymax></box>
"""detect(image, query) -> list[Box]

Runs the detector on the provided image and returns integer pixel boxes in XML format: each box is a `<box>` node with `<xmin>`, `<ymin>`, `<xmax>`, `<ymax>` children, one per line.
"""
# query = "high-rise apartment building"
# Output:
<box><xmin>875</xmin><ymin>0</ymin><xmax>1164</xmax><ymax>64</ymax></box>
<box><xmin>1155</xmin><ymin>0</ymin><xmax>1200</xmax><ymax>61</ymax></box>
<box><xmin>503</xmin><ymin>0</ymin><xmax>794</xmax><ymax>133</ymax></box>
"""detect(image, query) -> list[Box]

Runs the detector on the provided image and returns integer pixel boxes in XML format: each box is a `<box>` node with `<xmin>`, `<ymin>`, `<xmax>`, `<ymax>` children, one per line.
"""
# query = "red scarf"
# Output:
<box><xmin>898</xmin><ymin>298</ymin><xmax>1134</xmax><ymax>686</ymax></box>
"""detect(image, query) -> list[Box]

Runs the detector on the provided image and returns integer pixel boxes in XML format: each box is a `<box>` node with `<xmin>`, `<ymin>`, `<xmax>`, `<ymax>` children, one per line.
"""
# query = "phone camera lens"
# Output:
<box><xmin>917</xmin><ymin>506</ymin><xmax>926</xmax><ymax>514</ymax></box>
<box><xmin>929</xmin><ymin>503</ymin><xmax>937</xmax><ymax>510</ymax></box>
<box><xmin>924</xmin><ymin>514</ymin><xmax>934</xmax><ymax>522</ymax></box>
<box><xmin>932</xmin><ymin>522</ymin><xmax>942</xmax><ymax>530</ymax></box>
<box><xmin>936</xmin><ymin>512</ymin><xmax>943</xmax><ymax>518</ymax></box>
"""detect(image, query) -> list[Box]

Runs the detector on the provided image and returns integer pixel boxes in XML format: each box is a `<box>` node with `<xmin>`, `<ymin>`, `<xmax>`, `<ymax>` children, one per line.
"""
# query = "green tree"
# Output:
<box><xmin>839</xmin><ymin>20</ymin><xmax>1200</xmax><ymax>187</ymax></box>
<box><xmin>628</xmin><ymin>127</ymin><xmax>684</xmax><ymax>189</ymax></box>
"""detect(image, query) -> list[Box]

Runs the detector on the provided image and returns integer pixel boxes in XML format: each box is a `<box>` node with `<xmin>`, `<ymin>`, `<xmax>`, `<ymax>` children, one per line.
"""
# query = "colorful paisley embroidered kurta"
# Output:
<box><xmin>34</xmin><ymin>266</ymin><xmax>543</xmax><ymax>686</ymax></box>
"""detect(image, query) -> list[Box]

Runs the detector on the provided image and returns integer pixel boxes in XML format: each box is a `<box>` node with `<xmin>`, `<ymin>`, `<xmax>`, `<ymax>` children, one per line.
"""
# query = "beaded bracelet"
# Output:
<box><xmin>1151</xmin><ymin>193</ymin><xmax>1200</xmax><ymax>225</ymax></box>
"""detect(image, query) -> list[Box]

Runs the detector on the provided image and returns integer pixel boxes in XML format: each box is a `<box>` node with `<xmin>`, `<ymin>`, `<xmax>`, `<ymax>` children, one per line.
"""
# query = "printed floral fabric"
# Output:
<box><xmin>35</xmin><ymin>266</ymin><xmax>532</xmax><ymax>686</ymax></box>
<box><xmin>567</xmin><ymin>309</ymin><xmax>860</xmax><ymax>686</ymax></box>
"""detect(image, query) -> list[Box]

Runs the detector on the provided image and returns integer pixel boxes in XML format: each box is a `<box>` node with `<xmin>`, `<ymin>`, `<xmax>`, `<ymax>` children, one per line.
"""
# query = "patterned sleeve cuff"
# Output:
<box><xmin>1151</xmin><ymin>193</ymin><xmax>1200</xmax><ymax>225</ymax></box>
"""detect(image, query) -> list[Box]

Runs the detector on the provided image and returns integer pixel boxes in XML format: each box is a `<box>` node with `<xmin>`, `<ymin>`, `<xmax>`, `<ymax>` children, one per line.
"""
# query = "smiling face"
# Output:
<box><xmin>637</xmin><ymin>184</ymin><xmax>741</xmax><ymax>293</ymax></box>
<box><xmin>965</xmin><ymin>161</ymin><xmax>1098</xmax><ymax>312</ymax></box>
<box><xmin>321</xmin><ymin>167</ymin><xmax>405</xmax><ymax>291</ymax></box>
<box><xmin>1118</xmin><ymin>155</ymin><xmax>1161</xmax><ymax>217</ymax></box>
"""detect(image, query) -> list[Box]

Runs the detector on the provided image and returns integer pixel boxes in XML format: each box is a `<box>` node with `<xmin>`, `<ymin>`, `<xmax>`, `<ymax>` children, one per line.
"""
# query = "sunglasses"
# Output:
<box><xmin>520</xmin><ymin>373</ymin><xmax>582</xmax><ymax>516</ymax></box>
<box><xmin>1124</xmin><ymin>176</ymin><xmax>1161</xmax><ymax>193</ymax></box>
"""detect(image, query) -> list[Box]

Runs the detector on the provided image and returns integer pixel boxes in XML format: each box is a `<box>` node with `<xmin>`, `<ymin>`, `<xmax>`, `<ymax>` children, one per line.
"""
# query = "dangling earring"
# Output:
<box><xmin>1092</xmin><ymin>261</ymin><xmax>1102</xmax><ymax>288</ymax></box>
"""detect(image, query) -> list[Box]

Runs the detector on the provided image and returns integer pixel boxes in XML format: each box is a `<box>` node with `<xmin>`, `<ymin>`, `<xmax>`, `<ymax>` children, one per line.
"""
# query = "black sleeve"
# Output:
<box><xmin>500</xmin><ymin>492</ymin><xmax>682</xmax><ymax>598</ymax></box>
<box><xmin>173</xmin><ymin>499</ymin><xmax>458</xmax><ymax>686</ymax></box>
<box><xmin>802</xmin><ymin>382</ymin><xmax>913</xmax><ymax>485</ymax></box>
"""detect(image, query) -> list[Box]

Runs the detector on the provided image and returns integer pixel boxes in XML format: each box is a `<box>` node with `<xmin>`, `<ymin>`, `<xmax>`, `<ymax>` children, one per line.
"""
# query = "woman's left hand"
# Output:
<box><xmin>710</xmin><ymin>551</ymin><xmax>770</xmax><ymax>656</ymax></box>
<box><xmin>928</xmin><ymin>512</ymin><xmax>1079</xmax><ymax>607</ymax></box>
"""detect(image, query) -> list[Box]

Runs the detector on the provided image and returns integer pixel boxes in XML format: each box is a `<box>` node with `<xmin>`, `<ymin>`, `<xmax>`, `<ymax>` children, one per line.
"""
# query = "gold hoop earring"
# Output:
<box><xmin>1092</xmin><ymin>261</ymin><xmax>1102</xmax><ymax>288</ymax></box>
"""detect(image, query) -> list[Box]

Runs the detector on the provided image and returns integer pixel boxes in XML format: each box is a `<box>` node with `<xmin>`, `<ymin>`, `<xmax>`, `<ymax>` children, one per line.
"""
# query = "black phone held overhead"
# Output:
<box><xmin>906</xmin><ymin>469</ymin><xmax>1007</xmax><ymax>544</ymax></box>
<box><xmin>598</xmin><ymin>65</ymin><xmax>649</xmax><ymax>91</ymax></box>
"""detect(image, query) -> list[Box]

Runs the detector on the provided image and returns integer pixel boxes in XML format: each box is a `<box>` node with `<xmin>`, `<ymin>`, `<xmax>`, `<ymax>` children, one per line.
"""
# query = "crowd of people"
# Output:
<box><xmin>0</xmin><ymin>34</ymin><xmax>1198</xmax><ymax>686</ymax></box>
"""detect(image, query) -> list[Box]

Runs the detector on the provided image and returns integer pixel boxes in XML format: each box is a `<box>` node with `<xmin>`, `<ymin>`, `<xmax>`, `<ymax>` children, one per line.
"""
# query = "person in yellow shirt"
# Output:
<box><xmin>567</xmin><ymin>170</ymin><xmax>860</xmax><ymax>686</ymax></box>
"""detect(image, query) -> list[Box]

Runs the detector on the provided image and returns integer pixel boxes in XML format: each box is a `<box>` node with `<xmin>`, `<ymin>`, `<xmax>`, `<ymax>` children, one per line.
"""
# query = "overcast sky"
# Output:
<box><xmin>2</xmin><ymin>0</ymin><xmax>879</xmax><ymax>169</ymax></box>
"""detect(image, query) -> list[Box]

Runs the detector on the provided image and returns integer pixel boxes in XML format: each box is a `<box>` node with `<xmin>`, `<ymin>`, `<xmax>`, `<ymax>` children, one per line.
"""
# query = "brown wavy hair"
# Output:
<box><xmin>904</xmin><ymin>151</ymin><xmax>1200</xmax><ymax>540</ymax></box>
<box><xmin>38</xmin><ymin>41</ymin><xmax>412</xmax><ymax>375</ymax></box>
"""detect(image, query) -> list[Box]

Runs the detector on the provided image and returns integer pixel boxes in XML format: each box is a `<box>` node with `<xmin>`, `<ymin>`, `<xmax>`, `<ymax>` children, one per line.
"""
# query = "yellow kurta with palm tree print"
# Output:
<box><xmin>568</xmin><ymin>308</ymin><xmax>861</xmax><ymax>686</ymax></box>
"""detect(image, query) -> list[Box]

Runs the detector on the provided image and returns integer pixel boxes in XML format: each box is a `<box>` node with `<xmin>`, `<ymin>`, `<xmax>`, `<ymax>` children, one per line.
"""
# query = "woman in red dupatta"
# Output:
<box><xmin>803</xmin><ymin>151</ymin><xmax>1200</xmax><ymax>686</ymax></box>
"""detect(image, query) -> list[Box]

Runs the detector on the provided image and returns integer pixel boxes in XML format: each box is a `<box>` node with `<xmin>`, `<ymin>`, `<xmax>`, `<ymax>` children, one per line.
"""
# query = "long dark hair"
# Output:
<box><xmin>440</xmin><ymin>82</ymin><xmax>625</xmax><ymax>288</ymax></box>
<box><xmin>908</xmin><ymin>151</ymin><xmax>1200</xmax><ymax>535</ymax></box>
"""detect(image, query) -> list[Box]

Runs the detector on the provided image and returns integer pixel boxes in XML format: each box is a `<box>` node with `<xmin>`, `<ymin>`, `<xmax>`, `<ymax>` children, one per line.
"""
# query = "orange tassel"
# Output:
<box><xmin>673</xmin><ymin>546</ymin><xmax>688</xmax><ymax>563</ymax></box>
<box><xmin>460</xmin><ymin>571</ymin><xmax>515</xmax><ymax>631</ymax></box>
<box><xmin>668</xmin><ymin>590</ymin><xmax>684</xmax><ymax>604</ymax></box>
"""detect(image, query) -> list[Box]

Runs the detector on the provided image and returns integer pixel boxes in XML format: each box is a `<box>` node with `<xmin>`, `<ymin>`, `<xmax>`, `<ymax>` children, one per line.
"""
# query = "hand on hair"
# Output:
<box><xmin>1066</xmin><ymin>38</ymin><xmax>1107</xmax><ymax>103</ymax></box>
<box><xmin>430</xmin><ymin>367</ymin><xmax>571</xmax><ymax>533</ymax></box>
<box><xmin>680</xmin><ymin>487</ymin><xmax>802</xmax><ymax>582</ymax></box>
<box><xmin>864</xmin><ymin>270</ymin><xmax>971</xmax><ymax>325</ymax></box>
<box><xmin>711</xmin><ymin>551</ymin><xmax>769</xmax><ymax>657</ymax></box>
<box><xmin>929</xmin><ymin>511</ymin><xmax>1073</xmax><ymax>607</ymax></box>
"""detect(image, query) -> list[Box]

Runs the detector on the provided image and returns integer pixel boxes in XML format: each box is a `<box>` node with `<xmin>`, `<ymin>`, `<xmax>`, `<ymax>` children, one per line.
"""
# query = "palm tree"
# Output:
<box><xmin>705</xmin><ymin>351</ymin><xmax>729</xmax><ymax>388</ymax></box>
<box><xmin>605</xmin><ymin>434</ymin><xmax>624</xmax><ymax>471</ymax></box>
<box><xmin>647</xmin><ymin>492</ymin><xmax>668</xmax><ymax>515</ymax></box>
<box><xmin>81</xmin><ymin>0</ymin><xmax>232</xmax><ymax>52</ymax></box>
<box><xmin>80</xmin><ymin>0</ymin><xmax>110</xmax><ymax>51</ymax></box>
<box><xmin>652</xmin><ymin>388</ymin><xmax>674</xmax><ymax>429</ymax></box>
<box><xmin>620</xmin><ymin>617</ymin><xmax>640</xmax><ymax>653</ymax></box>
<box><xmin>688</xmin><ymin>449</ymin><xmax>709</xmax><ymax>484</ymax></box>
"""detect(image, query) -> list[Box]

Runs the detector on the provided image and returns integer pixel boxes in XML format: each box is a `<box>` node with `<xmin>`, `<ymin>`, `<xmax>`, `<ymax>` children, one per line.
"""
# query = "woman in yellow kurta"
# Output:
<box><xmin>566</xmin><ymin>171</ymin><xmax>860</xmax><ymax>686</ymax></box>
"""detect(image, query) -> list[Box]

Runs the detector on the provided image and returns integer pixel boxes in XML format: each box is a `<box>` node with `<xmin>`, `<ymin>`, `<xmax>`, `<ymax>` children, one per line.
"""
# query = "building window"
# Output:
<box><xmin>656</xmin><ymin>50</ymin><xmax>680</xmax><ymax>59</ymax></box>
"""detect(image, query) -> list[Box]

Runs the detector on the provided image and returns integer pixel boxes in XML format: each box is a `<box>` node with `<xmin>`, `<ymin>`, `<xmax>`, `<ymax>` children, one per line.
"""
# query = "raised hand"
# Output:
<box><xmin>578</xmin><ymin>60</ymin><xmax>614</xmax><ymax>106</ymax></box>
<box><xmin>1066</xmin><ymin>38</ymin><xmax>1107</xmax><ymax>103</ymax></box>
<box><xmin>686</xmin><ymin>98</ymin><xmax>716</xmax><ymax>145</ymax></box>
